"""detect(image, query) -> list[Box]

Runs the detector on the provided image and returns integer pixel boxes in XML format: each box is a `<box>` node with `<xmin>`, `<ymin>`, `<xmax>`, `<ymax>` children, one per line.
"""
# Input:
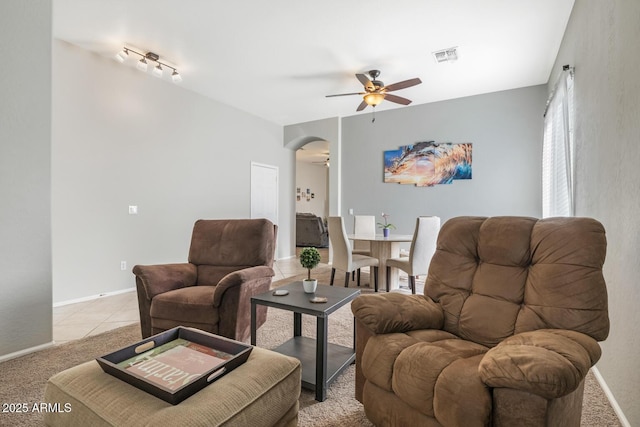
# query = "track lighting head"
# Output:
<box><xmin>137</xmin><ymin>57</ymin><xmax>148</xmax><ymax>71</ymax></box>
<box><xmin>153</xmin><ymin>63</ymin><xmax>163</xmax><ymax>78</ymax></box>
<box><xmin>116</xmin><ymin>46</ymin><xmax>182</xmax><ymax>83</ymax></box>
<box><xmin>115</xmin><ymin>48</ymin><xmax>129</xmax><ymax>63</ymax></box>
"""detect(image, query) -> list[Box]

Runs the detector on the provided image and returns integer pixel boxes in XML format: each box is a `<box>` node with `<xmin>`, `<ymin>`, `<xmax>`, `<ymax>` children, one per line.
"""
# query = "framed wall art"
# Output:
<box><xmin>384</xmin><ymin>141</ymin><xmax>472</xmax><ymax>187</ymax></box>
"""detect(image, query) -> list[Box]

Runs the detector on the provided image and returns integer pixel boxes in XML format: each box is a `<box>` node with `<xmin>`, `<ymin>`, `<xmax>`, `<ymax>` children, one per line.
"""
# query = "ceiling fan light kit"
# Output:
<box><xmin>364</xmin><ymin>93</ymin><xmax>385</xmax><ymax>106</ymax></box>
<box><xmin>115</xmin><ymin>46</ymin><xmax>182</xmax><ymax>83</ymax></box>
<box><xmin>326</xmin><ymin>69</ymin><xmax>422</xmax><ymax>113</ymax></box>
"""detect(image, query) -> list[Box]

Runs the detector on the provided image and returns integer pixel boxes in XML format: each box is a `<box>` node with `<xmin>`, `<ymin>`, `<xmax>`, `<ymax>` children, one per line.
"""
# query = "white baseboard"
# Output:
<box><xmin>592</xmin><ymin>366</ymin><xmax>631</xmax><ymax>427</ymax></box>
<box><xmin>53</xmin><ymin>287</ymin><xmax>136</xmax><ymax>307</ymax></box>
<box><xmin>0</xmin><ymin>341</ymin><xmax>54</xmax><ymax>363</ymax></box>
<box><xmin>276</xmin><ymin>254</ymin><xmax>296</xmax><ymax>261</ymax></box>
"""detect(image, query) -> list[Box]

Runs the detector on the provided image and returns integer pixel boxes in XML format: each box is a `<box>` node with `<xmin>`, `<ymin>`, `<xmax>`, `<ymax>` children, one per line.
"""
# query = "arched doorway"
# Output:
<box><xmin>283</xmin><ymin>117</ymin><xmax>341</xmax><ymax>260</ymax></box>
<box><xmin>294</xmin><ymin>140</ymin><xmax>330</xmax><ymax>260</ymax></box>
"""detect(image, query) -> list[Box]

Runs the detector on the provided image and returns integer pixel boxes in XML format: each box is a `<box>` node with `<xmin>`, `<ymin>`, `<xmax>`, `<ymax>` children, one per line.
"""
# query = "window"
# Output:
<box><xmin>542</xmin><ymin>68</ymin><xmax>574</xmax><ymax>217</ymax></box>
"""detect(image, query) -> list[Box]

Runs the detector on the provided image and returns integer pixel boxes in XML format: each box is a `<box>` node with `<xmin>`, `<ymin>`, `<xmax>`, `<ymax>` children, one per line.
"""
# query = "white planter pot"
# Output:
<box><xmin>302</xmin><ymin>279</ymin><xmax>318</xmax><ymax>293</ymax></box>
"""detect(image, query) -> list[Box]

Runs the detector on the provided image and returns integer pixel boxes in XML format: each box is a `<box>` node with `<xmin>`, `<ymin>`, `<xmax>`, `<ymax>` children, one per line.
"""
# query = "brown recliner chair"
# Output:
<box><xmin>351</xmin><ymin>216</ymin><xmax>609</xmax><ymax>426</ymax></box>
<box><xmin>133</xmin><ymin>218</ymin><xmax>277</xmax><ymax>342</ymax></box>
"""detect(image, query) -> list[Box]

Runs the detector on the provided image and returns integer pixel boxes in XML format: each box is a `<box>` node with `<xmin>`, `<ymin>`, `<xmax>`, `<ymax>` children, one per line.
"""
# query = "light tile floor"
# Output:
<box><xmin>52</xmin><ymin>256</ymin><xmax>313</xmax><ymax>345</ymax></box>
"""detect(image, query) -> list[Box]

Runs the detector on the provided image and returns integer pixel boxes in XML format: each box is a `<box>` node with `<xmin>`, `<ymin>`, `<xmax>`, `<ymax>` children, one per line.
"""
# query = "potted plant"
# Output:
<box><xmin>377</xmin><ymin>212</ymin><xmax>396</xmax><ymax>237</ymax></box>
<box><xmin>299</xmin><ymin>247</ymin><xmax>321</xmax><ymax>293</ymax></box>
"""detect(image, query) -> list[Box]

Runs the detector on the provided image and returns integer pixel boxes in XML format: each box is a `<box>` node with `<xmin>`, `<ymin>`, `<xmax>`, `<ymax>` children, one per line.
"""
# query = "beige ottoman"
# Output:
<box><xmin>43</xmin><ymin>346</ymin><xmax>301</xmax><ymax>427</ymax></box>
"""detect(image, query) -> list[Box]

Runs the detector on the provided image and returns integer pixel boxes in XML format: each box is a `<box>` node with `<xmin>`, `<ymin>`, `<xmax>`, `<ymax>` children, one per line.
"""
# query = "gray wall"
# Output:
<box><xmin>52</xmin><ymin>40</ymin><xmax>293</xmax><ymax>304</ymax></box>
<box><xmin>341</xmin><ymin>85</ymin><xmax>547</xmax><ymax>234</ymax></box>
<box><xmin>552</xmin><ymin>1</ymin><xmax>640</xmax><ymax>424</ymax></box>
<box><xmin>0</xmin><ymin>1</ymin><xmax>53</xmax><ymax>356</ymax></box>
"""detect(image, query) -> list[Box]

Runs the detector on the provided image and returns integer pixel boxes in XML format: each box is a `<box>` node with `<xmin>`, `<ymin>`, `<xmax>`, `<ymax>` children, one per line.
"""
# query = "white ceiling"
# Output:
<box><xmin>52</xmin><ymin>0</ymin><xmax>574</xmax><ymax>127</ymax></box>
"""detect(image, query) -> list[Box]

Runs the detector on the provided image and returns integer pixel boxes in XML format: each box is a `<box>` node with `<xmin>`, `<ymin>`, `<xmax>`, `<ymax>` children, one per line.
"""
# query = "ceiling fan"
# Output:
<box><xmin>312</xmin><ymin>156</ymin><xmax>330</xmax><ymax>167</ymax></box>
<box><xmin>326</xmin><ymin>70</ymin><xmax>422</xmax><ymax>111</ymax></box>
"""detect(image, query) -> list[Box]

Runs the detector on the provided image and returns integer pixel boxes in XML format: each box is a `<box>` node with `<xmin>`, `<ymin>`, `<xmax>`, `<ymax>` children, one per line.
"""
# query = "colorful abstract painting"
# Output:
<box><xmin>384</xmin><ymin>141</ymin><xmax>472</xmax><ymax>187</ymax></box>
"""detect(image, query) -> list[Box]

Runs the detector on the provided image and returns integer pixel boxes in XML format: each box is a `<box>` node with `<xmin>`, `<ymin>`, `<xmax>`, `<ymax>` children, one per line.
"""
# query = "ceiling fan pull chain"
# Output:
<box><xmin>372</xmin><ymin>108</ymin><xmax>376</xmax><ymax>123</ymax></box>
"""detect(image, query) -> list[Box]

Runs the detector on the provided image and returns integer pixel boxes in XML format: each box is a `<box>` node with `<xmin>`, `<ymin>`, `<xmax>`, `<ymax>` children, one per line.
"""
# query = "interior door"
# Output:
<box><xmin>250</xmin><ymin>162</ymin><xmax>278</xmax><ymax>226</ymax></box>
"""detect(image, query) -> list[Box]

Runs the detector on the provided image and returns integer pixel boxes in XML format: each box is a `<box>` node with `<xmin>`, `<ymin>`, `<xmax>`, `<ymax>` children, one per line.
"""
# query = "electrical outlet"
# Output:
<box><xmin>349</xmin><ymin>208</ymin><xmax>354</xmax><ymax>215</ymax></box>
<box><xmin>128</xmin><ymin>205</ymin><xmax>138</xmax><ymax>215</ymax></box>
<box><xmin>120</xmin><ymin>261</ymin><xmax>127</xmax><ymax>270</ymax></box>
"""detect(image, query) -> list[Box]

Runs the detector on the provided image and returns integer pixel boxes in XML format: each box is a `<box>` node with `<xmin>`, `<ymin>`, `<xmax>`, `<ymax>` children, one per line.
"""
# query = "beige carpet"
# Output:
<box><xmin>0</xmin><ymin>268</ymin><xmax>620</xmax><ymax>426</ymax></box>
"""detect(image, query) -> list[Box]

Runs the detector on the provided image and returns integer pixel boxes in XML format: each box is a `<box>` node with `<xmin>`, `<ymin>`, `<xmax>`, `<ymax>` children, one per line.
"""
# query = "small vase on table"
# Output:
<box><xmin>378</xmin><ymin>213</ymin><xmax>395</xmax><ymax>239</ymax></box>
<box><xmin>299</xmin><ymin>247</ymin><xmax>321</xmax><ymax>294</ymax></box>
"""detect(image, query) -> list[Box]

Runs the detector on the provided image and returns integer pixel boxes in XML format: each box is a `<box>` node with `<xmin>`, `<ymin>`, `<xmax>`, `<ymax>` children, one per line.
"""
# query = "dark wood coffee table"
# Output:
<box><xmin>250</xmin><ymin>282</ymin><xmax>360</xmax><ymax>401</ymax></box>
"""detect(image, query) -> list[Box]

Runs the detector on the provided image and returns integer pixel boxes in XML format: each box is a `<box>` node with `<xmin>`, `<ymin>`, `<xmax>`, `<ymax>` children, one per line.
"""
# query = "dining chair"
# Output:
<box><xmin>385</xmin><ymin>216</ymin><xmax>440</xmax><ymax>293</ymax></box>
<box><xmin>352</xmin><ymin>215</ymin><xmax>375</xmax><ymax>256</ymax></box>
<box><xmin>352</xmin><ymin>215</ymin><xmax>376</xmax><ymax>282</ymax></box>
<box><xmin>328</xmin><ymin>216</ymin><xmax>379</xmax><ymax>290</ymax></box>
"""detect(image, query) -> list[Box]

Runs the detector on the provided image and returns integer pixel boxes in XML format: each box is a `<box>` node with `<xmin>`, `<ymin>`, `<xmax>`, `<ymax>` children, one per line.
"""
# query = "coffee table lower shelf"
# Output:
<box><xmin>273</xmin><ymin>336</ymin><xmax>355</xmax><ymax>391</ymax></box>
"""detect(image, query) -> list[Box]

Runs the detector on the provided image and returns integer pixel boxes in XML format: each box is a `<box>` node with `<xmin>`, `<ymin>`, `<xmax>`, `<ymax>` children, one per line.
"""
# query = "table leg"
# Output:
<box><xmin>316</xmin><ymin>315</ymin><xmax>328</xmax><ymax>401</ymax></box>
<box><xmin>250</xmin><ymin>301</ymin><xmax>257</xmax><ymax>345</ymax></box>
<box><xmin>370</xmin><ymin>241</ymin><xmax>401</xmax><ymax>291</ymax></box>
<box><xmin>294</xmin><ymin>312</ymin><xmax>302</xmax><ymax>337</ymax></box>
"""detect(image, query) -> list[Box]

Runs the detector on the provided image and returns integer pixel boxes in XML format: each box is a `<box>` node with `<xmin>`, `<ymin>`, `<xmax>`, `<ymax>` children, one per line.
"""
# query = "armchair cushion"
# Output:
<box><xmin>133</xmin><ymin>263</ymin><xmax>197</xmax><ymax>300</ymax></box>
<box><xmin>479</xmin><ymin>329</ymin><xmax>602</xmax><ymax>399</ymax></box>
<box><xmin>351</xmin><ymin>293</ymin><xmax>443</xmax><ymax>334</ymax></box>
<box><xmin>362</xmin><ymin>332</ymin><xmax>490</xmax><ymax>424</ymax></box>
<box><xmin>150</xmin><ymin>286</ymin><xmax>219</xmax><ymax>333</ymax></box>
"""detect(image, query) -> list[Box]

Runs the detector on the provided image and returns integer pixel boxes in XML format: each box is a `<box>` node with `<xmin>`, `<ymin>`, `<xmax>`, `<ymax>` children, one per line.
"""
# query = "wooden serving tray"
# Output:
<box><xmin>96</xmin><ymin>327</ymin><xmax>252</xmax><ymax>405</ymax></box>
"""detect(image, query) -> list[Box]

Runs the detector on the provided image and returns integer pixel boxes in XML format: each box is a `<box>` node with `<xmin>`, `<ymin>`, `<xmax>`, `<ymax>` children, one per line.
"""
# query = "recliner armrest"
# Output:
<box><xmin>478</xmin><ymin>329</ymin><xmax>602</xmax><ymax>399</ymax></box>
<box><xmin>213</xmin><ymin>265</ymin><xmax>275</xmax><ymax>307</ymax></box>
<box><xmin>132</xmin><ymin>263</ymin><xmax>197</xmax><ymax>300</ymax></box>
<box><xmin>351</xmin><ymin>293</ymin><xmax>444</xmax><ymax>334</ymax></box>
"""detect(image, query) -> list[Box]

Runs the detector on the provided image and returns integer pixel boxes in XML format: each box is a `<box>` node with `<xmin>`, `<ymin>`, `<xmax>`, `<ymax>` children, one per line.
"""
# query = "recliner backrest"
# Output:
<box><xmin>188</xmin><ymin>218</ymin><xmax>277</xmax><ymax>285</ymax></box>
<box><xmin>425</xmin><ymin>216</ymin><xmax>609</xmax><ymax>347</ymax></box>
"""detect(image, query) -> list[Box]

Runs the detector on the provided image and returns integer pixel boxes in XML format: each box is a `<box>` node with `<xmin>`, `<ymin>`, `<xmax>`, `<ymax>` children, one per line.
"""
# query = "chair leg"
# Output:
<box><xmin>373</xmin><ymin>267</ymin><xmax>379</xmax><ymax>292</ymax></box>
<box><xmin>357</xmin><ymin>269</ymin><xmax>361</xmax><ymax>287</ymax></box>
<box><xmin>352</xmin><ymin>270</ymin><xmax>355</xmax><ymax>281</ymax></box>
<box><xmin>409</xmin><ymin>276</ymin><xmax>416</xmax><ymax>294</ymax></box>
<box><xmin>345</xmin><ymin>272</ymin><xmax>351</xmax><ymax>288</ymax></box>
<box><xmin>385</xmin><ymin>266</ymin><xmax>391</xmax><ymax>293</ymax></box>
<box><xmin>330</xmin><ymin>268</ymin><xmax>336</xmax><ymax>286</ymax></box>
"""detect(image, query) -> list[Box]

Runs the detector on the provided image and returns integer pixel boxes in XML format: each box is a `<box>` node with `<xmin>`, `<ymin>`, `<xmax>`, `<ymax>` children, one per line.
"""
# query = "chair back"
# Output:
<box><xmin>425</xmin><ymin>216</ymin><xmax>609</xmax><ymax>348</ymax></box>
<box><xmin>408</xmin><ymin>216</ymin><xmax>440</xmax><ymax>274</ymax></box>
<box><xmin>328</xmin><ymin>216</ymin><xmax>352</xmax><ymax>271</ymax></box>
<box><xmin>353</xmin><ymin>215</ymin><xmax>375</xmax><ymax>251</ymax></box>
<box><xmin>188</xmin><ymin>218</ymin><xmax>277</xmax><ymax>285</ymax></box>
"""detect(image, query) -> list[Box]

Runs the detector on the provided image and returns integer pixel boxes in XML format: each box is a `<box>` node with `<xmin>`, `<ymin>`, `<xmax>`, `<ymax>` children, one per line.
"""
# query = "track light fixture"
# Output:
<box><xmin>115</xmin><ymin>47</ymin><xmax>182</xmax><ymax>83</ymax></box>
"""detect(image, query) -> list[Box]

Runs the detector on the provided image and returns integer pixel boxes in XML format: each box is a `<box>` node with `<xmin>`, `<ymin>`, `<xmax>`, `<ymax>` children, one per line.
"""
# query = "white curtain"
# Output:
<box><xmin>542</xmin><ymin>68</ymin><xmax>574</xmax><ymax>217</ymax></box>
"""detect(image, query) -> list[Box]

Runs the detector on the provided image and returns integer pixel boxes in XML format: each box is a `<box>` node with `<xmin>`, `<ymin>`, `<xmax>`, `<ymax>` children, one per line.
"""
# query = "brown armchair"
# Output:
<box><xmin>133</xmin><ymin>218</ymin><xmax>277</xmax><ymax>342</ymax></box>
<box><xmin>351</xmin><ymin>216</ymin><xmax>609</xmax><ymax>426</ymax></box>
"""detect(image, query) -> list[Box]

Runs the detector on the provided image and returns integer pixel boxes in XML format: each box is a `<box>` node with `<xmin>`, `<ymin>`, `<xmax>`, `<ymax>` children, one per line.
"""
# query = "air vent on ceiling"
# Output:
<box><xmin>432</xmin><ymin>47</ymin><xmax>458</xmax><ymax>63</ymax></box>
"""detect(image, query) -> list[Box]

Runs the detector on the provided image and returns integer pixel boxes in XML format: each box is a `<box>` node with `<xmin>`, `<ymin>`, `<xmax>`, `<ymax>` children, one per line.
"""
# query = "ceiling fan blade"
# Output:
<box><xmin>383</xmin><ymin>78</ymin><xmax>422</xmax><ymax>92</ymax></box>
<box><xmin>356</xmin><ymin>73</ymin><xmax>375</xmax><ymax>91</ymax></box>
<box><xmin>356</xmin><ymin>100</ymin><xmax>368</xmax><ymax>111</ymax></box>
<box><xmin>325</xmin><ymin>92</ymin><xmax>365</xmax><ymax>98</ymax></box>
<box><xmin>384</xmin><ymin>94</ymin><xmax>412</xmax><ymax>105</ymax></box>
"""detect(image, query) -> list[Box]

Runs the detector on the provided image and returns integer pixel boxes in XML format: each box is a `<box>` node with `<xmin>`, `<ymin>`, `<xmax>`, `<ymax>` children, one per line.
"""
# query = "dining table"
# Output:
<box><xmin>347</xmin><ymin>233</ymin><xmax>414</xmax><ymax>291</ymax></box>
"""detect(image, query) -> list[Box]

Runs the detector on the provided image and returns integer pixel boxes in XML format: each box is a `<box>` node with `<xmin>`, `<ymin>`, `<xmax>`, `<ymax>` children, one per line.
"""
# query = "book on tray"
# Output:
<box><xmin>117</xmin><ymin>338</ymin><xmax>232</xmax><ymax>391</ymax></box>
